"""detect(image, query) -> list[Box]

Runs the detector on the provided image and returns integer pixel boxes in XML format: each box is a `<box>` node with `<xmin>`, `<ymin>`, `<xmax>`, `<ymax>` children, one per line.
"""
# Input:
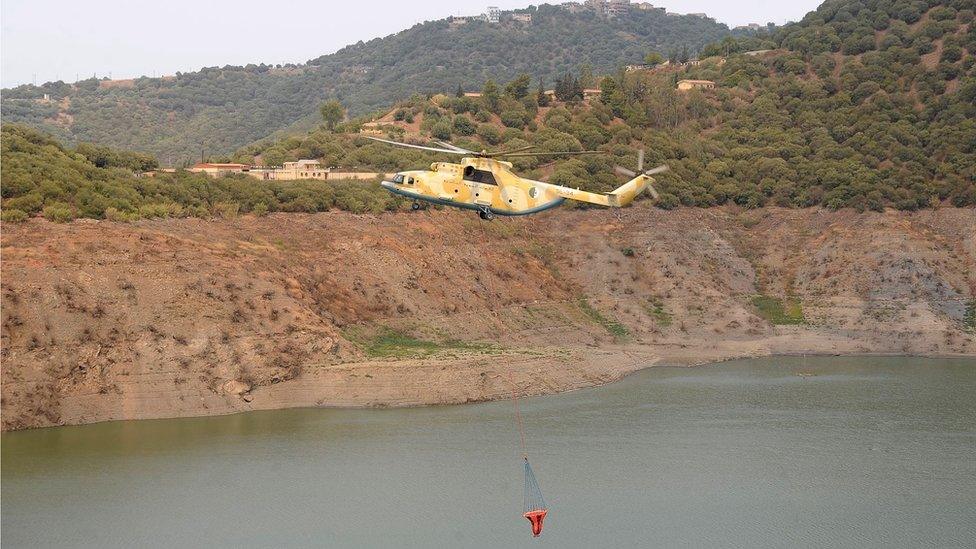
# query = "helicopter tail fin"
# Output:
<box><xmin>607</xmin><ymin>164</ymin><xmax>667</xmax><ymax>207</ymax></box>
<box><xmin>607</xmin><ymin>175</ymin><xmax>650</xmax><ymax>207</ymax></box>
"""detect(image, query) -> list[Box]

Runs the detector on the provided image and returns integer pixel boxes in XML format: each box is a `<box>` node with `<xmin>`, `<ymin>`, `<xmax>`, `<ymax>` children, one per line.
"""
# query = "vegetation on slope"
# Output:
<box><xmin>0</xmin><ymin>125</ymin><xmax>399</xmax><ymax>222</ymax></box>
<box><xmin>0</xmin><ymin>5</ymin><xmax>743</xmax><ymax>161</ymax></box>
<box><xmin>2</xmin><ymin>0</ymin><xmax>973</xmax><ymax>219</ymax></box>
<box><xmin>230</xmin><ymin>0</ymin><xmax>976</xmax><ymax>210</ymax></box>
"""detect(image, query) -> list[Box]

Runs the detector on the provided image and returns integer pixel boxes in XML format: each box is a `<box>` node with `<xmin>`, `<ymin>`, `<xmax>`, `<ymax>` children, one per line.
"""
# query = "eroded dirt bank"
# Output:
<box><xmin>2</xmin><ymin>206</ymin><xmax>974</xmax><ymax>430</ymax></box>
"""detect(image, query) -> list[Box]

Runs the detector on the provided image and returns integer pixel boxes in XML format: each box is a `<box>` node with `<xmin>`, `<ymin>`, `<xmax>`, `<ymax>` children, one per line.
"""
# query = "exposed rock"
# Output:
<box><xmin>1</xmin><ymin>206</ymin><xmax>973</xmax><ymax>430</ymax></box>
<box><xmin>221</xmin><ymin>380</ymin><xmax>251</xmax><ymax>396</ymax></box>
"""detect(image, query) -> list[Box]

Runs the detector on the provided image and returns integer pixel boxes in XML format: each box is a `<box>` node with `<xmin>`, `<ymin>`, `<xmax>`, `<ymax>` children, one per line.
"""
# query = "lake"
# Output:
<box><xmin>3</xmin><ymin>356</ymin><xmax>975</xmax><ymax>548</ymax></box>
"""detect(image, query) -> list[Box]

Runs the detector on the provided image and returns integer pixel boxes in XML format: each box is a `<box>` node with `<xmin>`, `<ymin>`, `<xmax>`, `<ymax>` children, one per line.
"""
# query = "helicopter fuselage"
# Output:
<box><xmin>381</xmin><ymin>157</ymin><xmax>566</xmax><ymax>216</ymax></box>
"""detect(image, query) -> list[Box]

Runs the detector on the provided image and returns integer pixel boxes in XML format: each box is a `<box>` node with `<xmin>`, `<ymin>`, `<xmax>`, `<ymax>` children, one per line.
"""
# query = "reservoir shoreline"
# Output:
<box><xmin>5</xmin><ymin>346</ymin><xmax>974</xmax><ymax>432</ymax></box>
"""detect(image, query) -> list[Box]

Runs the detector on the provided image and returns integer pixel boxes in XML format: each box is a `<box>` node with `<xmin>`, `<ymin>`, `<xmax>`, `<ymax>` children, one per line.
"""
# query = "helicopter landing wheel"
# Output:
<box><xmin>478</xmin><ymin>208</ymin><xmax>494</xmax><ymax>221</ymax></box>
<box><xmin>411</xmin><ymin>200</ymin><xmax>421</xmax><ymax>211</ymax></box>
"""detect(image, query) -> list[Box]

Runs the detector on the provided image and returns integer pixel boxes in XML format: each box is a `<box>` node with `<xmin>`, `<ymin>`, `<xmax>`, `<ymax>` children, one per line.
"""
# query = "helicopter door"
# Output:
<box><xmin>464</xmin><ymin>166</ymin><xmax>495</xmax><ymax>206</ymax></box>
<box><xmin>474</xmin><ymin>184</ymin><xmax>493</xmax><ymax>206</ymax></box>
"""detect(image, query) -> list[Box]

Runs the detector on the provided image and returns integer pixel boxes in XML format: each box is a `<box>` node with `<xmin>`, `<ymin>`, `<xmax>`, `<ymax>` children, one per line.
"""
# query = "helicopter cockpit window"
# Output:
<box><xmin>392</xmin><ymin>174</ymin><xmax>405</xmax><ymax>184</ymax></box>
<box><xmin>462</xmin><ymin>166</ymin><xmax>497</xmax><ymax>185</ymax></box>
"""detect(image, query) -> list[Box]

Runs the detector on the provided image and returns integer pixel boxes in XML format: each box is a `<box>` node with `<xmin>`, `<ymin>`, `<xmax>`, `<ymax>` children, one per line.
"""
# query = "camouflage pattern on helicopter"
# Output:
<box><xmin>368</xmin><ymin>137</ymin><xmax>667</xmax><ymax>220</ymax></box>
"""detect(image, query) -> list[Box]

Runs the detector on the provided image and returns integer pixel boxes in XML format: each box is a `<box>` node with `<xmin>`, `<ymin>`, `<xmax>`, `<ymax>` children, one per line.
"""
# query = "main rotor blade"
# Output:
<box><xmin>364</xmin><ymin>136</ymin><xmax>466</xmax><ymax>155</ymax></box>
<box><xmin>435</xmin><ymin>140</ymin><xmax>475</xmax><ymax>154</ymax></box>
<box><xmin>614</xmin><ymin>165</ymin><xmax>637</xmax><ymax>178</ymax></box>
<box><xmin>486</xmin><ymin>145</ymin><xmax>536</xmax><ymax>157</ymax></box>
<box><xmin>637</xmin><ymin>149</ymin><xmax>645</xmax><ymax>172</ymax></box>
<box><xmin>500</xmin><ymin>150</ymin><xmax>605</xmax><ymax>158</ymax></box>
<box><xmin>645</xmin><ymin>164</ymin><xmax>669</xmax><ymax>175</ymax></box>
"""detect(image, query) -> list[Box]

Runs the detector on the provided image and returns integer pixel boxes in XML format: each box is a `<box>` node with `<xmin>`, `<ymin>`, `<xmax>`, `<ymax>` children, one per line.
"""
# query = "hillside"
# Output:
<box><xmin>230</xmin><ymin>0</ymin><xmax>976</xmax><ymax>210</ymax></box>
<box><xmin>2</xmin><ymin>0</ymin><xmax>974</xmax><ymax>218</ymax></box>
<box><xmin>0</xmin><ymin>5</ymin><xmax>743</xmax><ymax>162</ymax></box>
<box><xmin>2</xmin><ymin>207</ymin><xmax>974</xmax><ymax>430</ymax></box>
<box><xmin>0</xmin><ymin>124</ymin><xmax>400</xmax><ymax>224</ymax></box>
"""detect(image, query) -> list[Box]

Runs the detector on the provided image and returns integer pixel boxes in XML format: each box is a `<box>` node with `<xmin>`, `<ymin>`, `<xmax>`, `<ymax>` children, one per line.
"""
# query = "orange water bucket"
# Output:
<box><xmin>524</xmin><ymin>508</ymin><xmax>548</xmax><ymax>537</ymax></box>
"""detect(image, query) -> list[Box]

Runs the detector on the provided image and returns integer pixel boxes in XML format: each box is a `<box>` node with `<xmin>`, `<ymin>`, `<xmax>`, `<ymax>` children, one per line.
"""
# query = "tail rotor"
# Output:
<box><xmin>614</xmin><ymin>149</ymin><xmax>667</xmax><ymax>201</ymax></box>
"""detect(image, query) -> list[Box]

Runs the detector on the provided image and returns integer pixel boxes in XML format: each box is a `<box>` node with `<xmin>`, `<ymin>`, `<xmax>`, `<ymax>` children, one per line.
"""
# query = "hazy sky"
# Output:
<box><xmin>1</xmin><ymin>0</ymin><xmax>821</xmax><ymax>88</ymax></box>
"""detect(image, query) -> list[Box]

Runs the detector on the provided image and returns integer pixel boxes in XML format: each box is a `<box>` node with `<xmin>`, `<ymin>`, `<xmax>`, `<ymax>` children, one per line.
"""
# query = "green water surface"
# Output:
<box><xmin>3</xmin><ymin>356</ymin><xmax>974</xmax><ymax>548</ymax></box>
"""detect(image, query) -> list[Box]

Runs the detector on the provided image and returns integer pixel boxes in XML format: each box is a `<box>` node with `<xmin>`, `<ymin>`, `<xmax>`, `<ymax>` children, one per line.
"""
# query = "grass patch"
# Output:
<box><xmin>751</xmin><ymin>295</ymin><xmax>805</xmax><ymax>325</ymax></box>
<box><xmin>644</xmin><ymin>297</ymin><xmax>673</xmax><ymax>327</ymax></box>
<box><xmin>964</xmin><ymin>299</ymin><xmax>976</xmax><ymax>333</ymax></box>
<box><xmin>578</xmin><ymin>298</ymin><xmax>629</xmax><ymax>339</ymax></box>
<box><xmin>342</xmin><ymin>326</ymin><xmax>495</xmax><ymax>358</ymax></box>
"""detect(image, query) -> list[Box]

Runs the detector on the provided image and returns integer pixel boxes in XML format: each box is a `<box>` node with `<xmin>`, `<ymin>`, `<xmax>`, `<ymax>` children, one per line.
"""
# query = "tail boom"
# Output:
<box><xmin>542</xmin><ymin>169</ymin><xmax>660</xmax><ymax>208</ymax></box>
<box><xmin>607</xmin><ymin>175</ymin><xmax>650</xmax><ymax>207</ymax></box>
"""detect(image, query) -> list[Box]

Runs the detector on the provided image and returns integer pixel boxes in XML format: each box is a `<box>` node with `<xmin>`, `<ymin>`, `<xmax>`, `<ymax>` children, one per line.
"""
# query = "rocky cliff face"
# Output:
<box><xmin>2</xmin><ymin>206</ymin><xmax>974</xmax><ymax>430</ymax></box>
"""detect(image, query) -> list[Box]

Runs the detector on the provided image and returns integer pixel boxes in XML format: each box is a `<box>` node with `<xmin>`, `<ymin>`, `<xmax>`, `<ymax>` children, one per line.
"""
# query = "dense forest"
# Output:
<box><xmin>0</xmin><ymin>5</ymin><xmax>744</xmax><ymax>163</ymax></box>
<box><xmin>2</xmin><ymin>0</ymin><xmax>974</xmax><ymax>220</ymax></box>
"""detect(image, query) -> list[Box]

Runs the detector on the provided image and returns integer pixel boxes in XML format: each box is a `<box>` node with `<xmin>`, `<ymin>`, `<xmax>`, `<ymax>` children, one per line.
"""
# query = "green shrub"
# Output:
<box><xmin>645</xmin><ymin>298</ymin><xmax>672</xmax><ymax>327</ymax></box>
<box><xmin>500</xmin><ymin>109</ymin><xmax>528</xmax><ymax>129</ymax></box>
<box><xmin>4</xmin><ymin>193</ymin><xmax>43</xmax><ymax>214</ymax></box>
<box><xmin>751</xmin><ymin>295</ymin><xmax>805</xmax><ymax>325</ymax></box>
<box><xmin>477</xmin><ymin>124</ymin><xmax>502</xmax><ymax>145</ymax></box>
<box><xmin>104</xmin><ymin>207</ymin><xmax>140</xmax><ymax>222</ymax></box>
<box><xmin>214</xmin><ymin>202</ymin><xmax>240</xmax><ymax>219</ymax></box>
<box><xmin>430</xmin><ymin>119</ymin><xmax>452</xmax><ymax>140</ymax></box>
<box><xmin>138</xmin><ymin>203</ymin><xmax>176</xmax><ymax>219</ymax></box>
<box><xmin>42</xmin><ymin>203</ymin><xmax>74</xmax><ymax>223</ymax></box>
<box><xmin>1</xmin><ymin>209</ymin><xmax>28</xmax><ymax>223</ymax></box>
<box><xmin>452</xmin><ymin>115</ymin><xmax>475</xmax><ymax>136</ymax></box>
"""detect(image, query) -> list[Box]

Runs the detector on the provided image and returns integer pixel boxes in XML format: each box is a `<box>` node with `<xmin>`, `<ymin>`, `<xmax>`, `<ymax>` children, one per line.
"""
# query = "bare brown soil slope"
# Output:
<box><xmin>2</xmin><ymin>206</ymin><xmax>974</xmax><ymax>430</ymax></box>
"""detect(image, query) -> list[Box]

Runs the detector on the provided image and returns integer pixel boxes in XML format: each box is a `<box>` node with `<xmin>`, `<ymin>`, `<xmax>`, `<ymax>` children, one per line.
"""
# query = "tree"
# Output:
<box><xmin>537</xmin><ymin>78</ymin><xmax>550</xmax><ymax>107</ymax></box>
<box><xmin>319</xmin><ymin>100</ymin><xmax>345</xmax><ymax>131</ymax></box>
<box><xmin>599</xmin><ymin>76</ymin><xmax>617</xmax><ymax>104</ymax></box>
<box><xmin>505</xmin><ymin>73</ymin><xmax>532</xmax><ymax>99</ymax></box>
<box><xmin>455</xmin><ymin>83</ymin><xmax>464</xmax><ymax>98</ymax></box>
<box><xmin>579</xmin><ymin>64</ymin><xmax>594</xmax><ymax>88</ymax></box>
<box><xmin>431</xmin><ymin>119</ymin><xmax>452</xmax><ymax>140</ymax></box>
<box><xmin>453</xmin><ymin>115</ymin><xmax>475</xmax><ymax>135</ymax></box>
<box><xmin>599</xmin><ymin>76</ymin><xmax>624</xmax><ymax>116</ymax></box>
<box><xmin>500</xmin><ymin>109</ymin><xmax>528</xmax><ymax>129</ymax></box>
<box><xmin>482</xmin><ymin>79</ymin><xmax>501</xmax><ymax>112</ymax></box>
<box><xmin>644</xmin><ymin>51</ymin><xmax>664</xmax><ymax>65</ymax></box>
<box><xmin>553</xmin><ymin>72</ymin><xmax>582</xmax><ymax>102</ymax></box>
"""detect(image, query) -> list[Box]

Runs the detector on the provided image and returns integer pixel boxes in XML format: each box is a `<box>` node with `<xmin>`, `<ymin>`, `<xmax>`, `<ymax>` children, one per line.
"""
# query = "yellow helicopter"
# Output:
<box><xmin>368</xmin><ymin>136</ymin><xmax>667</xmax><ymax>220</ymax></box>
